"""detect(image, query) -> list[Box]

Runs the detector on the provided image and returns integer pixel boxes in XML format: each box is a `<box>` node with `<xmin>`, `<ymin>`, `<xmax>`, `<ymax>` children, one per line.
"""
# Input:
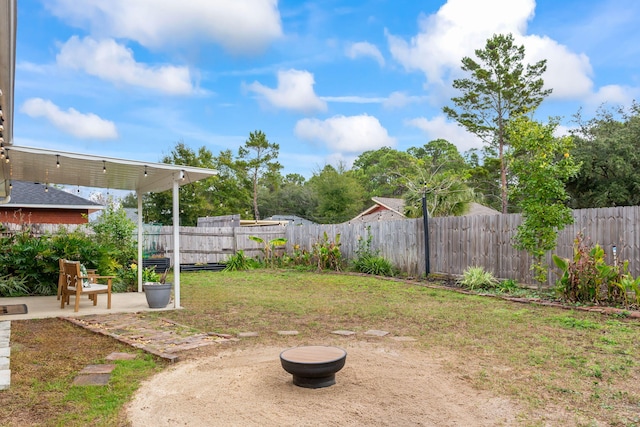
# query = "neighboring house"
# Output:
<box><xmin>265</xmin><ymin>215</ymin><xmax>316</xmax><ymax>226</ymax></box>
<box><xmin>0</xmin><ymin>181</ymin><xmax>104</xmax><ymax>224</ymax></box>
<box><xmin>350</xmin><ymin>197</ymin><xmax>500</xmax><ymax>223</ymax></box>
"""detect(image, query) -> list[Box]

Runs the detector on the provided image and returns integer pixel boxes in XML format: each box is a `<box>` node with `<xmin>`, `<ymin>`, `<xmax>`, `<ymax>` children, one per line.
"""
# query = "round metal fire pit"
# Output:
<box><xmin>280</xmin><ymin>346</ymin><xmax>347</xmax><ymax>389</ymax></box>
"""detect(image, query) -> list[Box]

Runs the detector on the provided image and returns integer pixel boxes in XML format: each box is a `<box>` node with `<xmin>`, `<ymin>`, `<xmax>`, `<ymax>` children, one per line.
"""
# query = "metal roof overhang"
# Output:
<box><xmin>0</xmin><ymin>0</ymin><xmax>17</xmax><ymax>199</ymax></box>
<box><xmin>1</xmin><ymin>145</ymin><xmax>217</xmax><ymax>194</ymax></box>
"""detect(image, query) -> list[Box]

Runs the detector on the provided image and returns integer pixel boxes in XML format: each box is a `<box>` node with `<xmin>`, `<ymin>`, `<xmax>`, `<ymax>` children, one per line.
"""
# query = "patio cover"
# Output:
<box><xmin>0</xmin><ymin>0</ymin><xmax>219</xmax><ymax>308</ymax></box>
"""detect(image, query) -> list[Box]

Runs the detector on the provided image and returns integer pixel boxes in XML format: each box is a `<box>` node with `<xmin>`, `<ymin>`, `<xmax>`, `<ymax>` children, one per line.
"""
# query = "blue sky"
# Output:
<box><xmin>14</xmin><ymin>0</ymin><xmax>640</xmax><ymax>182</ymax></box>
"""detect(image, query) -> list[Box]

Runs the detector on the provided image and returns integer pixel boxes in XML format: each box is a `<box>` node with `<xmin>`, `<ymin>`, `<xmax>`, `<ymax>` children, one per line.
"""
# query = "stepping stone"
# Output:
<box><xmin>73</xmin><ymin>373</ymin><xmax>110</xmax><ymax>386</ymax></box>
<box><xmin>238</xmin><ymin>332</ymin><xmax>259</xmax><ymax>338</ymax></box>
<box><xmin>277</xmin><ymin>330</ymin><xmax>299</xmax><ymax>336</ymax></box>
<box><xmin>391</xmin><ymin>336</ymin><xmax>417</xmax><ymax>342</ymax></box>
<box><xmin>105</xmin><ymin>352</ymin><xmax>137</xmax><ymax>361</ymax></box>
<box><xmin>331</xmin><ymin>330</ymin><xmax>356</xmax><ymax>336</ymax></box>
<box><xmin>79</xmin><ymin>364</ymin><xmax>116</xmax><ymax>375</ymax></box>
<box><xmin>209</xmin><ymin>332</ymin><xmax>234</xmax><ymax>339</ymax></box>
<box><xmin>364</xmin><ymin>330</ymin><xmax>389</xmax><ymax>337</ymax></box>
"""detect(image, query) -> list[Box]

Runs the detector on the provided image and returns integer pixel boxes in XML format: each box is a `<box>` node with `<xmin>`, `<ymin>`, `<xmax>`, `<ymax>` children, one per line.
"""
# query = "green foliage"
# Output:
<box><xmin>248</xmin><ymin>235</ymin><xmax>287</xmax><ymax>268</ymax></box>
<box><xmin>459</xmin><ymin>266</ymin><xmax>499</xmax><ymax>290</ymax></box>
<box><xmin>567</xmin><ymin>103</ymin><xmax>640</xmax><ymax>208</ymax></box>
<box><xmin>354</xmin><ymin>256</ymin><xmax>396</xmax><ymax>277</ymax></box>
<box><xmin>0</xmin><ymin>206</ymin><xmax>137</xmax><ymax>295</ymax></box>
<box><xmin>553</xmin><ymin>233</ymin><xmax>639</xmax><ymax>307</ymax></box>
<box><xmin>0</xmin><ymin>274</ymin><xmax>29</xmax><ymax>297</ymax></box>
<box><xmin>237</xmin><ymin>130</ymin><xmax>282</xmax><ymax>220</ymax></box>
<box><xmin>351</xmin><ymin>147</ymin><xmax>418</xmax><ymax>198</ymax></box>
<box><xmin>308</xmin><ymin>164</ymin><xmax>366</xmax><ymax>223</ymax></box>
<box><xmin>143</xmin><ymin>141</ymin><xmax>219</xmax><ymax>226</ymax></box>
<box><xmin>311</xmin><ymin>232</ymin><xmax>343</xmax><ymax>271</ymax></box>
<box><xmin>352</xmin><ymin>226</ymin><xmax>396</xmax><ymax>276</ymax></box>
<box><xmin>508</xmin><ymin>117</ymin><xmax>581</xmax><ymax>284</ymax></box>
<box><xmin>498</xmin><ymin>279</ymin><xmax>520</xmax><ymax>293</ymax></box>
<box><xmin>90</xmin><ymin>203</ymin><xmax>137</xmax><ymax>272</ymax></box>
<box><xmin>223</xmin><ymin>250</ymin><xmax>254</xmax><ymax>271</ymax></box>
<box><xmin>443</xmin><ymin>33</ymin><xmax>552</xmax><ymax>213</ymax></box>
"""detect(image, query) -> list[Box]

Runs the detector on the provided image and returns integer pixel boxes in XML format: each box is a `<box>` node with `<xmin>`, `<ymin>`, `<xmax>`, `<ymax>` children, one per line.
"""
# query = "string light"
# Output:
<box><xmin>9</xmin><ymin>180</ymin><xmax>12</xmax><ymax>190</ymax></box>
<box><xmin>4</xmin><ymin>149</ymin><xmax>8</xmax><ymax>163</ymax></box>
<box><xmin>103</xmin><ymin>160</ymin><xmax>106</xmax><ymax>173</ymax></box>
<box><xmin>56</xmin><ymin>155</ymin><xmax>60</xmax><ymax>168</ymax></box>
<box><xmin>144</xmin><ymin>165</ymin><xmax>148</xmax><ymax>177</ymax></box>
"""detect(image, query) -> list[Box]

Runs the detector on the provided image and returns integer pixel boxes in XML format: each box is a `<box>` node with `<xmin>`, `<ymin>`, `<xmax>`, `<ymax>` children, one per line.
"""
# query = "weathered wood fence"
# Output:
<box><xmin>3</xmin><ymin>206</ymin><xmax>639</xmax><ymax>286</ymax></box>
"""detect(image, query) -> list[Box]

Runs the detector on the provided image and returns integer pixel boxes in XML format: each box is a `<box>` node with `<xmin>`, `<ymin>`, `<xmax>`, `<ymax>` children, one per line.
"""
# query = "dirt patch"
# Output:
<box><xmin>127</xmin><ymin>342</ymin><xmax>520</xmax><ymax>426</ymax></box>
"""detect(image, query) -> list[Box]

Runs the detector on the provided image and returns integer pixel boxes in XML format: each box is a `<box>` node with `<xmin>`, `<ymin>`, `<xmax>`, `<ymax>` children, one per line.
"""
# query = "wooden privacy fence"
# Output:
<box><xmin>2</xmin><ymin>206</ymin><xmax>639</xmax><ymax>286</ymax></box>
<box><xmin>143</xmin><ymin>205</ymin><xmax>640</xmax><ymax>286</ymax></box>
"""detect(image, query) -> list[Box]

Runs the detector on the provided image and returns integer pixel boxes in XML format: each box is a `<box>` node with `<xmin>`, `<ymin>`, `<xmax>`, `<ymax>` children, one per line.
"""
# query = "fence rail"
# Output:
<box><xmin>3</xmin><ymin>205</ymin><xmax>639</xmax><ymax>286</ymax></box>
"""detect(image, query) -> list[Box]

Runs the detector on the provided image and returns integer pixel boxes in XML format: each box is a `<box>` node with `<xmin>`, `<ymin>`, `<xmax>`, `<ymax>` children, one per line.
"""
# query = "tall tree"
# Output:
<box><xmin>237</xmin><ymin>130</ymin><xmax>281</xmax><ymax>220</ymax></box>
<box><xmin>351</xmin><ymin>147</ymin><xmax>417</xmax><ymax>198</ymax></box>
<box><xmin>508</xmin><ymin>117</ymin><xmax>580</xmax><ymax>285</ymax></box>
<box><xmin>308</xmin><ymin>164</ymin><xmax>365</xmax><ymax>224</ymax></box>
<box><xmin>443</xmin><ymin>33</ymin><xmax>552</xmax><ymax>213</ymax></box>
<box><xmin>143</xmin><ymin>141</ymin><xmax>216</xmax><ymax>226</ymax></box>
<box><xmin>567</xmin><ymin>103</ymin><xmax>640</xmax><ymax>208</ymax></box>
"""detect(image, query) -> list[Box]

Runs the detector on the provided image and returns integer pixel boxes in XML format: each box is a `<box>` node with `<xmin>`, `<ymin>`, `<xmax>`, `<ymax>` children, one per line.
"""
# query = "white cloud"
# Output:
<box><xmin>382</xmin><ymin>91</ymin><xmax>426</xmax><ymax>109</ymax></box>
<box><xmin>294</xmin><ymin>114</ymin><xmax>396</xmax><ymax>153</ymax></box>
<box><xmin>321</xmin><ymin>96</ymin><xmax>386</xmax><ymax>104</ymax></box>
<box><xmin>405</xmin><ymin>115</ymin><xmax>482</xmax><ymax>152</ymax></box>
<box><xmin>21</xmin><ymin>98</ymin><xmax>118</xmax><ymax>139</ymax></box>
<box><xmin>386</xmin><ymin>0</ymin><xmax>595</xmax><ymax>100</ymax></box>
<box><xmin>57</xmin><ymin>36</ymin><xmax>195</xmax><ymax>95</ymax></box>
<box><xmin>586</xmin><ymin>84</ymin><xmax>640</xmax><ymax>108</ymax></box>
<box><xmin>46</xmin><ymin>0</ymin><xmax>282</xmax><ymax>54</ymax></box>
<box><xmin>346</xmin><ymin>42</ymin><xmax>385</xmax><ymax>66</ymax></box>
<box><xmin>245</xmin><ymin>69</ymin><xmax>327</xmax><ymax>113</ymax></box>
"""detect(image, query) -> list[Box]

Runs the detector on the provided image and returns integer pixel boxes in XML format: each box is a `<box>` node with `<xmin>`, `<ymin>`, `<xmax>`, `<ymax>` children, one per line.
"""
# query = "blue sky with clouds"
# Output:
<box><xmin>13</xmin><ymin>0</ymin><xmax>640</xmax><ymax>181</ymax></box>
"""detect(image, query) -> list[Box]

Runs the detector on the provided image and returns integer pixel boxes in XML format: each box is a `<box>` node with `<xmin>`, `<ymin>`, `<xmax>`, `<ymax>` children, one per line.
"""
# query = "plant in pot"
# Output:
<box><xmin>142</xmin><ymin>267</ymin><xmax>173</xmax><ymax>308</ymax></box>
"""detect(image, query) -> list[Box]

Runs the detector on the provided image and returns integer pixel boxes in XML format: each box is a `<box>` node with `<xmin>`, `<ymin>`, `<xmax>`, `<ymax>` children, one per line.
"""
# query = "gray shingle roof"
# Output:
<box><xmin>5</xmin><ymin>181</ymin><xmax>103</xmax><ymax>209</ymax></box>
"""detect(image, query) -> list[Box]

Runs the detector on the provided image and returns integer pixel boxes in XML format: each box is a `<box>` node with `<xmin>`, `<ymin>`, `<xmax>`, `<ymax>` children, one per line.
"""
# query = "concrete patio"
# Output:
<box><xmin>0</xmin><ymin>292</ymin><xmax>177</xmax><ymax>321</ymax></box>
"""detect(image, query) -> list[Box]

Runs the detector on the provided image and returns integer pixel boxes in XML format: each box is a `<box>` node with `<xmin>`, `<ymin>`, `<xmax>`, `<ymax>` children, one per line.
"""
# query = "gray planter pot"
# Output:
<box><xmin>143</xmin><ymin>282</ymin><xmax>173</xmax><ymax>308</ymax></box>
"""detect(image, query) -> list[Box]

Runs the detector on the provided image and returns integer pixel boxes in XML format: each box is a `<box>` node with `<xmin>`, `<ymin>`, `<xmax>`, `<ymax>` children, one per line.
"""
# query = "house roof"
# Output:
<box><xmin>354</xmin><ymin>196</ymin><xmax>407</xmax><ymax>219</ymax></box>
<box><xmin>3</xmin><ymin>181</ymin><xmax>104</xmax><ymax>210</ymax></box>
<box><xmin>351</xmin><ymin>197</ymin><xmax>501</xmax><ymax>223</ymax></box>
<box><xmin>465</xmin><ymin>202</ymin><xmax>501</xmax><ymax>216</ymax></box>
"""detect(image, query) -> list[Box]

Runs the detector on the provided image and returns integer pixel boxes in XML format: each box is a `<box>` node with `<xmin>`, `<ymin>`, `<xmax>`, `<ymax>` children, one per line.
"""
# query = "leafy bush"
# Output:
<box><xmin>311</xmin><ymin>232</ymin><xmax>342</xmax><ymax>271</ymax></box>
<box><xmin>553</xmin><ymin>233</ymin><xmax>640</xmax><ymax>307</ymax></box>
<box><xmin>0</xmin><ymin>274</ymin><xmax>29</xmax><ymax>297</ymax></box>
<box><xmin>223</xmin><ymin>250</ymin><xmax>254</xmax><ymax>271</ymax></box>
<box><xmin>354</xmin><ymin>255</ymin><xmax>396</xmax><ymax>277</ymax></box>
<box><xmin>248</xmin><ymin>236</ymin><xmax>287</xmax><ymax>268</ymax></box>
<box><xmin>459</xmin><ymin>266</ymin><xmax>499</xmax><ymax>290</ymax></box>
<box><xmin>497</xmin><ymin>279</ymin><xmax>520</xmax><ymax>293</ymax></box>
<box><xmin>0</xmin><ymin>204</ymin><xmax>138</xmax><ymax>295</ymax></box>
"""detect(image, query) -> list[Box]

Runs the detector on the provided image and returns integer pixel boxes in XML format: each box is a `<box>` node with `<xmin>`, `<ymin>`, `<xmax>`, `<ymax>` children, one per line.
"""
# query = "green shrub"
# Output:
<box><xmin>553</xmin><ymin>233</ymin><xmax>640</xmax><ymax>307</ymax></box>
<box><xmin>0</xmin><ymin>274</ymin><xmax>29</xmax><ymax>297</ymax></box>
<box><xmin>354</xmin><ymin>255</ymin><xmax>396</xmax><ymax>277</ymax></box>
<box><xmin>311</xmin><ymin>232</ymin><xmax>342</xmax><ymax>271</ymax></box>
<box><xmin>459</xmin><ymin>266</ymin><xmax>499</xmax><ymax>290</ymax></box>
<box><xmin>498</xmin><ymin>279</ymin><xmax>520</xmax><ymax>293</ymax></box>
<box><xmin>223</xmin><ymin>250</ymin><xmax>254</xmax><ymax>271</ymax></box>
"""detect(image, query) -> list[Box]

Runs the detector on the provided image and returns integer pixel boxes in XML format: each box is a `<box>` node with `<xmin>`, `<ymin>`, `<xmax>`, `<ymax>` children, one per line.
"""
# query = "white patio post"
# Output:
<box><xmin>172</xmin><ymin>175</ymin><xmax>181</xmax><ymax>308</ymax></box>
<box><xmin>137</xmin><ymin>190</ymin><xmax>143</xmax><ymax>292</ymax></box>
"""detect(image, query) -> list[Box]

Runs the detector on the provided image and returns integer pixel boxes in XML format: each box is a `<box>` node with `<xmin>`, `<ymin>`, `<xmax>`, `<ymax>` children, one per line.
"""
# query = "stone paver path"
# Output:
<box><xmin>63</xmin><ymin>313</ymin><xmax>232</xmax><ymax>363</ymax></box>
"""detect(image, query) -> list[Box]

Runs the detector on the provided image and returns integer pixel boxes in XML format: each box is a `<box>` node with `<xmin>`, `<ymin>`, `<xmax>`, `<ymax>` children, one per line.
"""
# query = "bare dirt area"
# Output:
<box><xmin>126</xmin><ymin>341</ymin><xmax>522</xmax><ymax>427</ymax></box>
